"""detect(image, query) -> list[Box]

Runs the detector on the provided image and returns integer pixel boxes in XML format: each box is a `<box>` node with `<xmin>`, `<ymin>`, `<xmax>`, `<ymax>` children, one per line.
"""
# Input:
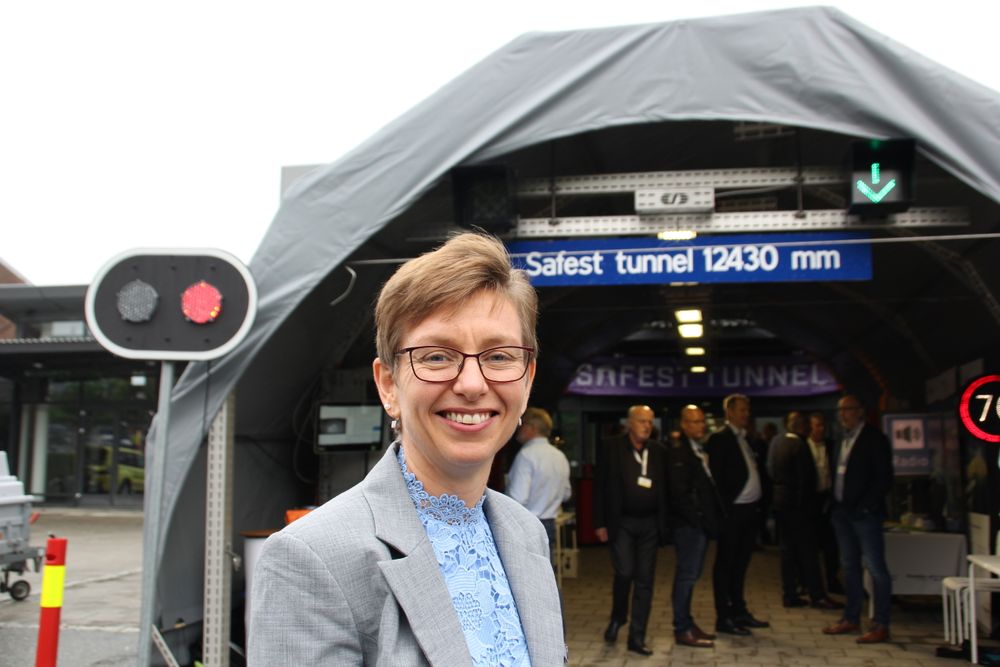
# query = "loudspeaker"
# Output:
<box><xmin>451</xmin><ymin>165</ymin><xmax>517</xmax><ymax>234</ymax></box>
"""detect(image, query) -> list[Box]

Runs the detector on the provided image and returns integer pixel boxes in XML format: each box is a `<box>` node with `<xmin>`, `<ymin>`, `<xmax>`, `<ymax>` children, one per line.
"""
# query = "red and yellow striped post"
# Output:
<box><xmin>35</xmin><ymin>536</ymin><xmax>68</xmax><ymax>667</ymax></box>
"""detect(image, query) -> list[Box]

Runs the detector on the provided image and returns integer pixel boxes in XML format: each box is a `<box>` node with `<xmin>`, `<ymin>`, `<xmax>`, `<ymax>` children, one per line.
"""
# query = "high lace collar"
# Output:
<box><xmin>396</xmin><ymin>444</ymin><xmax>485</xmax><ymax>526</ymax></box>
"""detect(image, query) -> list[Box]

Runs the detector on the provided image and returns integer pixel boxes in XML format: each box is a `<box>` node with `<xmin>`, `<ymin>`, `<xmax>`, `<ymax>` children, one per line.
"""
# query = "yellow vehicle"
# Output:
<box><xmin>86</xmin><ymin>445</ymin><xmax>145</xmax><ymax>494</ymax></box>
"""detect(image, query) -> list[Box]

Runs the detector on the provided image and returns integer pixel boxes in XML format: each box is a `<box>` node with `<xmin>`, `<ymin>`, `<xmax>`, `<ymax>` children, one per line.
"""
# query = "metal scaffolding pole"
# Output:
<box><xmin>203</xmin><ymin>392</ymin><xmax>235</xmax><ymax>667</ymax></box>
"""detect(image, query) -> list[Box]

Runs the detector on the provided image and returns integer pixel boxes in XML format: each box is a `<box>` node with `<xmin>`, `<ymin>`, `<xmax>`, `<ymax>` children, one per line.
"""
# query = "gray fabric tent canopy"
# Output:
<box><xmin>150</xmin><ymin>5</ymin><xmax>1000</xmax><ymax>635</ymax></box>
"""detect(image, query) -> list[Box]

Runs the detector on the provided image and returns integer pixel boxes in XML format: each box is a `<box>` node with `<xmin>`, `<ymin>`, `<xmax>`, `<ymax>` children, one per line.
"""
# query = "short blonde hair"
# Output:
<box><xmin>723</xmin><ymin>394</ymin><xmax>749</xmax><ymax>413</ymax></box>
<box><xmin>522</xmin><ymin>407</ymin><xmax>553</xmax><ymax>437</ymax></box>
<box><xmin>374</xmin><ymin>233</ymin><xmax>538</xmax><ymax>370</ymax></box>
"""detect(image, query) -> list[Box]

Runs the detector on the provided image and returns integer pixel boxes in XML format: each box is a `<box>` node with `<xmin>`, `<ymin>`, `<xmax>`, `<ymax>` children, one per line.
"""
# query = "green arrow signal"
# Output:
<box><xmin>856</xmin><ymin>162</ymin><xmax>896</xmax><ymax>203</ymax></box>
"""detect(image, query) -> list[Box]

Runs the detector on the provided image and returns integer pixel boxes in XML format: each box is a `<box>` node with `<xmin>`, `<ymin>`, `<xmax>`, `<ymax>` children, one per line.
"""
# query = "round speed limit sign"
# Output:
<box><xmin>959</xmin><ymin>374</ymin><xmax>1000</xmax><ymax>443</ymax></box>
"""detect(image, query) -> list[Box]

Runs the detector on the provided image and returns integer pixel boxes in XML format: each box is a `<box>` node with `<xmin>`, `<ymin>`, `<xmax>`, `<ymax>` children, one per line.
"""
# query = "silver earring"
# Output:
<box><xmin>518</xmin><ymin>417</ymin><xmax>523</xmax><ymax>426</ymax></box>
<box><xmin>384</xmin><ymin>403</ymin><xmax>391</xmax><ymax>411</ymax></box>
<box><xmin>391</xmin><ymin>419</ymin><xmax>399</xmax><ymax>430</ymax></box>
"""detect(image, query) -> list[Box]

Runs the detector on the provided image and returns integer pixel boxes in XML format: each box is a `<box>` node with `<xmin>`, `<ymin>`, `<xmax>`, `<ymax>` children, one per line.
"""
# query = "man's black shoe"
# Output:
<box><xmin>783</xmin><ymin>596</ymin><xmax>809</xmax><ymax>608</ymax></box>
<box><xmin>627</xmin><ymin>639</ymin><xmax>653</xmax><ymax>656</ymax></box>
<box><xmin>604</xmin><ymin>619</ymin><xmax>622</xmax><ymax>643</ymax></box>
<box><xmin>733</xmin><ymin>613</ymin><xmax>770</xmax><ymax>629</ymax></box>
<box><xmin>715</xmin><ymin>618</ymin><xmax>752</xmax><ymax>636</ymax></box>
<box><xmin>811</xmin><ymin>597</ymin><xmax>844</xmax><ymax>610</ymax></box>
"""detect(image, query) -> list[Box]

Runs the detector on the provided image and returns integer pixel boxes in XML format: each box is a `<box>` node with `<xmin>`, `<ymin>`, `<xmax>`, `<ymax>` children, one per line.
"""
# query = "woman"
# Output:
<box><xmin>249</xmin><ymin>233</ymin><xmax>565</xmax><ymax>665</ymax></box>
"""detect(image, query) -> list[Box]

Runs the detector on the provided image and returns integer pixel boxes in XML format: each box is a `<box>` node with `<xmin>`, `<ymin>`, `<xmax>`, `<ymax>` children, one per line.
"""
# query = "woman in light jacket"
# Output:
<box><xmin>249</xmin><ymin>233</ymin><xmax>564</xmax><ymax>666</ymax></box>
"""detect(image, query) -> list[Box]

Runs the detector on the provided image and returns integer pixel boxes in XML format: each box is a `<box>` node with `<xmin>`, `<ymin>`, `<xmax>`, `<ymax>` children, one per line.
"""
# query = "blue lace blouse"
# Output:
<box><xmin>397</xmin><ymin>445</ymin><xmax>531</xmax><ymax>666</ymax></box>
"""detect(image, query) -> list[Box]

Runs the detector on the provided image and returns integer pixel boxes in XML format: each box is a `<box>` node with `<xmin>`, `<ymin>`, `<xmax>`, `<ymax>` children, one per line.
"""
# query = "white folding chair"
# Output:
<box><xmin>943</xmin><ymin>576</ymin><xmax>967</xmax><ymax>645</ymax></box>
<box><xmin>942</xmin><ymin>576</ymin><xmax>1000</xmax><ymax>645</ymax></box>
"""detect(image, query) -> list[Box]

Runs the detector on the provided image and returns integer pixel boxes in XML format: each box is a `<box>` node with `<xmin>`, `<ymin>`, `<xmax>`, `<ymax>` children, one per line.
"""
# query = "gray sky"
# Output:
<box><xmin>3</xmin><ymin>1</ymin><xmax>998</xmax><ymax>285</ymax></box>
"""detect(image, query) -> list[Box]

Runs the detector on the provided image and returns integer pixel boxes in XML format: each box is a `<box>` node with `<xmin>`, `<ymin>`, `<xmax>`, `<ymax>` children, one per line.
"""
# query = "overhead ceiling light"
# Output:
<box><xmin>675</xmin><ymin>309</ymin><xmax>702</xmax><ymax>323</ymax></box>
<box><xmin>684</xmin><ymin>346</ymin><xmax>706</xmax><ymax>356</ymax></box>
<box><xmin>657</xmin><ymin>229</ymin><xmax>698</xmax><ymax>241</ymax></box>
<box><xmin>678</xmin><ymin>323</ymin><xmax>703</xmax><ymax>338</ymax></box>
<box><xmin>690</xmin><ymin>365</ymin><xmax>708</xmax><ymax>373</ymax></box>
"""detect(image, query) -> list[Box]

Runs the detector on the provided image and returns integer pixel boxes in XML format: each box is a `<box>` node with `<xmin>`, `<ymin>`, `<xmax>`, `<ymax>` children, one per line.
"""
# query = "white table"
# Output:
<box><xmin>241</xmin><ymin>529</ymin><xmax>277</xmax><ymax>644</ymax></box>
<box><xmin>886</xmin><ymin>531</ymin><xmax>967</xmax><ymax>594</ymax></box>
<box><xmin>863</xmin><ymin>531</ymin><xmax>967</xmax><ymax>617</ymax></box>
<box><xmin>969</xmin><ymin>554</ymin><xmax>1000</xmax><ymax>664</ymax></box>
<box><xmin>554</xmin><ymin>510</ymin><xmax>576</xmax><ymax>589</ymax></box>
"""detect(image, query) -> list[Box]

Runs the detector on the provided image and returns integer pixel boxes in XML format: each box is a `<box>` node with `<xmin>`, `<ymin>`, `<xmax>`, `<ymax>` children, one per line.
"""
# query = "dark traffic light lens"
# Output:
<box><xmin>116</xmin><ymin>279</ymin><xmax>159</xmax><ymax>323</ymax></box>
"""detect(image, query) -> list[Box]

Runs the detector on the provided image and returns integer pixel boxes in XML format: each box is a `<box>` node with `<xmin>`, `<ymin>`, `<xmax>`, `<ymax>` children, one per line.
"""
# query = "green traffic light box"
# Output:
<box><xmin>848</xmin><ymin>138</ymin><xmax>915</xmax><ymax>216</ymax></box>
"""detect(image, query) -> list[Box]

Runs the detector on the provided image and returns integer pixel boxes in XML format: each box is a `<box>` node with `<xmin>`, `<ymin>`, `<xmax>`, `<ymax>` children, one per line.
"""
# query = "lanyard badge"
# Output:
<box><xmin>634</xmin><ymin>447</ymin><xmax>652</xmax><ymax>488</ymax></box>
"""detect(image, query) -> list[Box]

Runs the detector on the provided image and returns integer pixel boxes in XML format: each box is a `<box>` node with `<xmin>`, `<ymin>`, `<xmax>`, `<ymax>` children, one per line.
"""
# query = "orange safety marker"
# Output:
<box><xmin>35</xmin><ymin>536</ymin><xmax>68</xmax><ymax>667</ymax></box>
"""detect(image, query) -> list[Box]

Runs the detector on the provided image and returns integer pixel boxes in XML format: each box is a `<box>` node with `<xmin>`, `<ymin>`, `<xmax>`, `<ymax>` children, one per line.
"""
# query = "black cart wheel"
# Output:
<box><xmin>10</xmin><ymin>579</ymin><xmax>30</xmax><ymax>601</ymax></box>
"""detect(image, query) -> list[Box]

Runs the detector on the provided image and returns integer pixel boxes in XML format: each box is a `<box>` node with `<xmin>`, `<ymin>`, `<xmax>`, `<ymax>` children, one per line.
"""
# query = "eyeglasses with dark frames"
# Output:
<box><xmin>396</xmin><ymin>345</ymin><xmax>534</xmax><ymax>383</ymax></box>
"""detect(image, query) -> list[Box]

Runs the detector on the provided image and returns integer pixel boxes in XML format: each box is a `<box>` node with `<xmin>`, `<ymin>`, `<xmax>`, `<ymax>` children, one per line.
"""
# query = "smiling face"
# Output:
<box><xmin>373</xmin><ymin>290</ymin><xmax>535</xmax><ymax>498</ymax></box>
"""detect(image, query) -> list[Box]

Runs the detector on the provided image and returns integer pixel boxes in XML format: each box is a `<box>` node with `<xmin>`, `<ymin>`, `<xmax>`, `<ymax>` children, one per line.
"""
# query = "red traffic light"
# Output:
<box><xmin>181</xmin><ymin>280</ymin><xmax>223</xmax><ymax>324</ymax></box>
<box><xmin>86</xmin><ymin>248</ymin><xmax>256</xmax><ymax>361</ymax></box>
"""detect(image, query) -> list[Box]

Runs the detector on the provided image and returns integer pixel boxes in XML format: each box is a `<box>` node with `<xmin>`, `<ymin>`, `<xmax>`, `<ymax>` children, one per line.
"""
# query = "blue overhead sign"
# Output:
<box><xmin>507</xmin><ymin>233</ymin><xmax>871</xmax><ymax>286</ymax></box>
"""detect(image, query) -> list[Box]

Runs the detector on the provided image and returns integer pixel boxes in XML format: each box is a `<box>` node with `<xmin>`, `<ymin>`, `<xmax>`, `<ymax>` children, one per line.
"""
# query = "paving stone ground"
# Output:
<box><xmin>560</xmin><ymin>542</ymin><xmax>966</xmax><ymax>666</ymax></box>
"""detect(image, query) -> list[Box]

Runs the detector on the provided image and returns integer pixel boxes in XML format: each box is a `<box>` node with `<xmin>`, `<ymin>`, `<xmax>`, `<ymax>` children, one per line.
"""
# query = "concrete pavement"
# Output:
<box><xmin>0</xmin><ymin>508</ymin><xmax>142</xmax><ymax>666</ymax></box>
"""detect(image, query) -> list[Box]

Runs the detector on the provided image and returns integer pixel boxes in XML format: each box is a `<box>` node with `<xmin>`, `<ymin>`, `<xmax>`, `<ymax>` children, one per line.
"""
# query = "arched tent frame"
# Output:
<box><xmin>148</xmin><ymin>6</ymin><xmax>1000</xmax><ymax>638</ymax></box>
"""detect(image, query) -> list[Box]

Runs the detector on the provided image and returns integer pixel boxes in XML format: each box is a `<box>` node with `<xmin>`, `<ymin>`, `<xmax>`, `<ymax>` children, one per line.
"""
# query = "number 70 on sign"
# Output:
<box><xmin>973</xmin><ymin>395</ymin><xmax>1000</xmax><ymax>422</ymax></box>
<box><xmin>959</xmin><ymin>376</ymin><xmax>1000</xmax><ymax>443</ymax></box>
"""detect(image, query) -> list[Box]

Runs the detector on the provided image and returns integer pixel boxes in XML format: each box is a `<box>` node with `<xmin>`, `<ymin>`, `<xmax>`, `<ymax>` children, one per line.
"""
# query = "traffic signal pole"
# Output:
<box><xmin>203</xmin><ymin>393</ymin><xmax>236</xmax><ymax>666</ymax></box>
<box><xmin>138</xmin><ymin>360</ymin><xmax>174</xmax><ymax>667</ymax></box>
<box><xmin>84</xmin><ymin>248</ymin><xmax>257</xmax><ymax>666</ymax></box>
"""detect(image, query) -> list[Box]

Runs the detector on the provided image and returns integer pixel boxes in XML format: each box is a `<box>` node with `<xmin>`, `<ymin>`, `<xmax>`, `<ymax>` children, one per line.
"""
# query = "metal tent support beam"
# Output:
<box><xmin>203</xmin><ymin>393</ymin><xmax>236</xmax><ymax>666</ymax></box>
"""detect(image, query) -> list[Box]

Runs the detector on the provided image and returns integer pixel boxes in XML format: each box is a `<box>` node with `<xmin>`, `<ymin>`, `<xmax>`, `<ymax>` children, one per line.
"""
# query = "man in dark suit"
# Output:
<box><xmin>594</xmin><ymin>405</ymin><xmax>669</xmax><ymax>656</ymax></box>
<box><xmin>770</xmin><ymin>411</ymin><xmax>841</xmax><ymax>609</ymax></box>
<box><xmin>707</xmin><ymin>394</ymin><xmax>770</xmax><ymax>635</ymax></box>
<box><xmin>667</xmin><ymin>405</ymin><xmax>723</xmax><ymax>648</ymax></box>
<box><xmin>807</xmin><ymin>412</ymin><xmax>842</xmax><ymax>594</ymax></box>
<box><xmin>822</xmin><ymin>394</ymin><xmax>894</xmax><ymax>644</ymax></box>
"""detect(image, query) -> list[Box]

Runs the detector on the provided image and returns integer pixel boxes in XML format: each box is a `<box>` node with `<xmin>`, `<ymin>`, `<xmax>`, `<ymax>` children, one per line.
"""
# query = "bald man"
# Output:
<box><xmin>594</xmin><ymin>405</ymin><xmax>669</xmax><ymax>656</ymax></box>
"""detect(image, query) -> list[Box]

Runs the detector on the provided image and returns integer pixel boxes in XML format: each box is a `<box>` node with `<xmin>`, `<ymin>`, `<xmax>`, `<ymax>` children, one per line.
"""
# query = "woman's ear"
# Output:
<box><xmin>372</xmin><ymin>357</ymin><xmax>396</xmax><ymax>411</ymax></box>
<box><xmin>520</xmin><ymin>359</ymin><xmax>537</xmax><ymax>414</ymax></box>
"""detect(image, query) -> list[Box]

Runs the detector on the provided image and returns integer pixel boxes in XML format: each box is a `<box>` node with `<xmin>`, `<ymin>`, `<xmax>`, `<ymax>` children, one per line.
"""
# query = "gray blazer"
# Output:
<box><xmin>248</xmin><ymin>444</ymin><xmax>565</xmax><ymax>666</ymax></box>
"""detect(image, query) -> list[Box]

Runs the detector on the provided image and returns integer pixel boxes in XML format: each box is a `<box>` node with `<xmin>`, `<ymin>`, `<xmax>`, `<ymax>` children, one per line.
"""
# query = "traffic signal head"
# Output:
<box><xmin>85</xmin><ymin>249</ymin><xmax>257</xmax><ymax>361</ymax></box>
<box><xmin>451</xmin><ymin>165</ymin><xmax>517</xmax><ymax>234</ymax></box>
<box><xmin>848</xmin><ymin>138</ymin><xmax>916</xmax><ymax>216</ymax></box>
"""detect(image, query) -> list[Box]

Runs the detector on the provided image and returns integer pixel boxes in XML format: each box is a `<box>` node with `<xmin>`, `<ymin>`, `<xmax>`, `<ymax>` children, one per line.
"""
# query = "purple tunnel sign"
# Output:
<box><xmin>567</xmin><ymin>357</ymin><xmax>840</xmax><ymax>397</ymax></box>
